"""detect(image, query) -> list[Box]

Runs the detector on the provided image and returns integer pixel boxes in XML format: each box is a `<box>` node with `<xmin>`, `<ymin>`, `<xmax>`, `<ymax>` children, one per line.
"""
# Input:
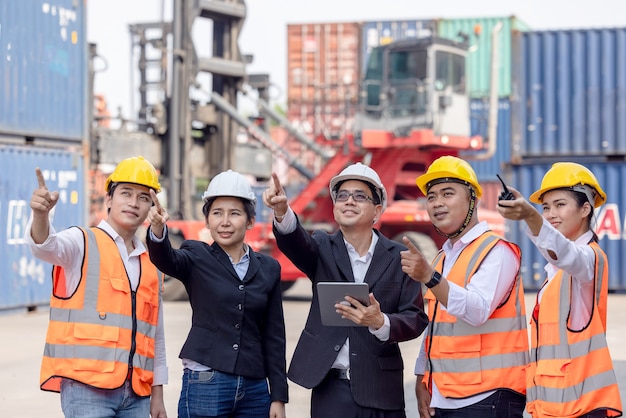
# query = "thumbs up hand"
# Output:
<box><xmin>400</xmin><ymin>236</ymin><xmax>433</xmax><ymax>284</ymax></box>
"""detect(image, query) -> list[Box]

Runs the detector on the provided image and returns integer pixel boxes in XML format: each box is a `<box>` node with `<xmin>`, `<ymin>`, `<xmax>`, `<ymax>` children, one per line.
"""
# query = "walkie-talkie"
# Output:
<box><xmin>497</xmin><ymin>174</ymin><xmax>515</xmax><ymax>201</ymax></box>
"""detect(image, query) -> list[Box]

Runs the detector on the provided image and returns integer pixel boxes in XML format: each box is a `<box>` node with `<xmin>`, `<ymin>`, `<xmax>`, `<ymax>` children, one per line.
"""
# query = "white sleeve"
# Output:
<box><xmin>445</xmin><ymin>242</ymin><xmax>520</xmax><ymax>326</ymax></box>
<box><xmin>414</xmin><ymin>335</ymin><xmax>428</xmax><ymax>375</ymax></box>
<box><xmin>24</xmin><ymin>216</ymin><xmax>85</xmax><ymax>294</ymax></box>
<box><xmin>526</xmin><ymin>217</ymin><xmax>595</xmax><ymax>284</ymax></box>
<box><xmin>272</xmin><ymin>206</ymin><xmax>297</xmax><ymax>234</ymax></box>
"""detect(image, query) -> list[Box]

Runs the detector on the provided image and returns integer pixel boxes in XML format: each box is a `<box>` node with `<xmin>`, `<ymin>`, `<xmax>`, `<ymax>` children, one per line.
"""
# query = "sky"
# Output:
<box><xmin>87</xmin><ymin>0</ymin><xmax>626</xmax><ymax>119</ymax></box>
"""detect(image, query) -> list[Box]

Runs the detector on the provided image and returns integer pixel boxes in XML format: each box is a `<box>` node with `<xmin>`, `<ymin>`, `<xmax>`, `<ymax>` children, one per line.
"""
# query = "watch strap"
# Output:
<box><xmin>425</xmin><ymin>270</ymin><xmax>442</xmax><ymax>288</ymax></box>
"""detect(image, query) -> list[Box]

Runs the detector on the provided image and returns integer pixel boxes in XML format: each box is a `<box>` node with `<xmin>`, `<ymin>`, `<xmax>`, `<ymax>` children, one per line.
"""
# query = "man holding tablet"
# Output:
<box><xmin>263</xmin><ymin>163</ymin><xmax>427</xmax><ymax>418</ymax></box>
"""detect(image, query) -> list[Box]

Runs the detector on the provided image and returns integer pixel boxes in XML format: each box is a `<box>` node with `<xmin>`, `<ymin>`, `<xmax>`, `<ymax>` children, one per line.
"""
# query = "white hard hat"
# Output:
<box><xmin>329</xmin><ymin>162</ymin><xmax>387</xmax><ymax>212</ymax></box>
<box><xmin>202</xmin><ymin>170</ymin><xmax>257</xmax><ymax>204</ymax></box>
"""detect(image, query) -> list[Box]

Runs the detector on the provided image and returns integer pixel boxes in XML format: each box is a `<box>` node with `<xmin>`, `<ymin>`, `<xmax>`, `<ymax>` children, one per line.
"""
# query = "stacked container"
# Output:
<box><xmin>285</xmin><ymin>17</ymin><xmax>530</xmax><ymax>182</ymax></box>
<box><xmin>436</xmin><ymin>16</ymin><xmax>531</xmax><ymax>193</ymax></box>
<box><xmin>284</xmin><ymin>20</ymin><xmax>626</xmax><ymax>290</ymax></box>
<box><xmin>0</xmin><ymin>0</ymin><xmax>87</xmax><ymax>141</ymax></box>
<box><xmin>286</xmin><ymin>22</ymin><xmax>362</xmax><ymax>140</ymax></box>
<box><xmin>0</xmin><ymin>0</ymin><xmax>88</xmax><ymax>310</ymax></box>
<box><xmin>508</xmin><ymin>27</ymin><xmax>626</xmax><ymax>290</ymax></box>
<box><xmin>511</xmin><ymin>28</ymin><xmax>626</xmax><ymax>160</ymax></box>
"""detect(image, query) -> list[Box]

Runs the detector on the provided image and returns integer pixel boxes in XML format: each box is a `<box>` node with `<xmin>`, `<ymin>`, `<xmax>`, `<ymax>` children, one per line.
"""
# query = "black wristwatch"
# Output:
<box><xmin>425</xmin><ymin>270</ymin><xmax>442</xmax><ymax>288</ymax></box>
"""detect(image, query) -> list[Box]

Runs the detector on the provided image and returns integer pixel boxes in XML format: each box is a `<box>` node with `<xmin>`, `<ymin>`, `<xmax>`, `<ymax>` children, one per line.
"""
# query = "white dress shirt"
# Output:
<box><xmin>527</xmin><ymin>217</ymin><xmax>596</xmax><ymax>329</ymax></box>
<box><xmin>274</xmin><ymin>207</ymin><xmax>391</xmax><ymax>369</ymax></box>
<box><xmin>25</xmin><ymin>219</ymin><xmax>168</xmax><ymax>386</ymax></box>
<box><xmin>414</xmin><ymin>221</ymin><xmax>520</xmax><ymax>409</ymax></box>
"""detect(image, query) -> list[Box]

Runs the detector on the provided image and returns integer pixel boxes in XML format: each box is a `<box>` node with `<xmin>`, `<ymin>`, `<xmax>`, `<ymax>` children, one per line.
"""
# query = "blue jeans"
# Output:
<box><xmin>434</xmin><ymin>390</ymin><xmax>525</xmax><ymax>418</ymax></box>
<box><xmin>60</xmin><ymin>379</ymin><xmax>149</xmax><ymax>418</ymax></box>
<box><xmin>178</xmin><ymin>368</ymin><xmax>271</xmax><ymax>418</ymax></box>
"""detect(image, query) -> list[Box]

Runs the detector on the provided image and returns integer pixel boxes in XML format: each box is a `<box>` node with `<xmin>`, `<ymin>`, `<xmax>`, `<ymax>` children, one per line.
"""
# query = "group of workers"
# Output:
<box><xmin>25</xmin><ymin>153</ymin><xmax>622</xmax><ymax>418</ymax></box>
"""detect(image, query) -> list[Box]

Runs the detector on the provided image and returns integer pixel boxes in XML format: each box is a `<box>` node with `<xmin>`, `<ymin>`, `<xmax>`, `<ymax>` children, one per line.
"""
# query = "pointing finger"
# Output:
<box><xmin>150</xmin><ymin>189</ymin><xmax>163</xmax><ymax>213</ymax></box>
<box><xmin>271</xmin><ymin>172</ymin><xmax>284</xmax><ymax>195</ymax></box>
<box><xmin>402</xmin><ymin>236</ymin><xmax>421</xmax><ymax>254</ymax></box>
<box><xmin>35</xmin><ymin>167</ymin><xmax>47</xmax><ymax>190</ymax></box>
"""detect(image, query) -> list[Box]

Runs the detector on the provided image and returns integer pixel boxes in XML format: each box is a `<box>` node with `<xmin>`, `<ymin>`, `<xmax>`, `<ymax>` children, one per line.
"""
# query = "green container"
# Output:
<box><xmin>437</xmin><ymin>16</ymin><xmax>531</xmax><ymax>98</ymax></box>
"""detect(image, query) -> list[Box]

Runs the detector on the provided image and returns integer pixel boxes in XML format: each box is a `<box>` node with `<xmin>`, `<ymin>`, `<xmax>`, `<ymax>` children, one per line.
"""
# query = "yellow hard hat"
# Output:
<box><xmin>415</xmin><ymin>155</ymin><xmax>482</xmax><ymax>199</ymax></box>
<box><xmin>105</xmin><ymin>156</ymin><xmax>161</xmax><ymax>193</ymax></box>
<box><xmin>529</xmin><ymin>162</ymin><xmax>606</xmax><ymax>208</ymax></box>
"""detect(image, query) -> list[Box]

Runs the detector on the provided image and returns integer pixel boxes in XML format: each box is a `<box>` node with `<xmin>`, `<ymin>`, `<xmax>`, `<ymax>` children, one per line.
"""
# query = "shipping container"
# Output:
<box><xmin>0</xmin><ymin>1</ymin><xmax>88</xmax><ymax>142</ymax></box>
<box><xmin>507</xmin><ymin>161</ymin><xmax>626</xmax><ymax>291</ymax></box>
<box><xmin>437</xmin><ymin>16</ymin><xmax>531</xmax><ymax>98</ymax></box>
<box><xmin>0</xmin><ymin>145</ymin><xmax>86</xmax><ymax>311</ymax></box>
<box><xmin>360</xmin><ymin>19</ymin><xmax>438</xmax><ymax>72</ymax></box>
<box><xmin>287</xmin><ymin>22</ymin><xmax>361</xmax><ymax>105</ymax></box>
<box><xmin>461</xmin><ymin>98</ymin><xmax>512</xmax><ymax>180</ymax></box>
<box><xmin>511</xmin><ymin>28</ymin><xmax>626</xmax><ymax>159</ymax></box>
<box><xmin>286</xmin><ymin>100</ymin><xmax>354</xmax><ymax>140</ymax></box>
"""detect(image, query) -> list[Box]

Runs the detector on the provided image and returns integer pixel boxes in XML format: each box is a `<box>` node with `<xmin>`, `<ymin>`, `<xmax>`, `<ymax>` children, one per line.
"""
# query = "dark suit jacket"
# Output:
<box><xmin>146</xmin><ymin>231</ymin><xmax>288</xmax><ymax>403</ymax></box>
<box><xmin>275</xmin><ymin>220</ymin><xmax>427</xmax><ymax>410</ymax></box>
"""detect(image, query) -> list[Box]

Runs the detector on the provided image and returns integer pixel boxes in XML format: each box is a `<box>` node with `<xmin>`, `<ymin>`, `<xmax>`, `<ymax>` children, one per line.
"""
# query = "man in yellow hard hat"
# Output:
<box><xmin>25</xmin><ymin>156</ymin><xmax>168</xmax><ymax>418</ymax></box>
<box><xmin>400</xmin><ymin>155</ymin><xmax>529</xmax><ymax>417</ymax></box>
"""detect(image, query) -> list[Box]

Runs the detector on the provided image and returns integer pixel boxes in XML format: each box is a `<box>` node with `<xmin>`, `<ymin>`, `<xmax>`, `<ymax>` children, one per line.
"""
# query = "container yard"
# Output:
<box><xmin>1</xmin><ymin>2</ymin><xmax>626</xmax><ymax>300</ymax></box>
<box><xmin>0</xmin><ymin>0</ymin><xmax>626</xmax><ymax>302</ymax></box>
<box><xmin>2</xmin><ymin>1</ymin><xmax>626</xmax><ymax>417</ymax></box>
<box><xmin>511</xmin><ymin>27</ymin><xmax>626</xmax><ymax>159</ymax></box>
<box><xmin>283</xmin><ymin>19</ymin><xmax>626</xmax><ymax>290</ymax></box>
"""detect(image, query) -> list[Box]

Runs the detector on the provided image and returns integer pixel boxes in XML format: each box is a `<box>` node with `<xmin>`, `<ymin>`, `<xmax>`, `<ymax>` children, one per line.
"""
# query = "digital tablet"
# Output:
<box><xmin>316</xmin><ymin>282</ymin><xmax>370</xmax><ymax>327</ymax></box>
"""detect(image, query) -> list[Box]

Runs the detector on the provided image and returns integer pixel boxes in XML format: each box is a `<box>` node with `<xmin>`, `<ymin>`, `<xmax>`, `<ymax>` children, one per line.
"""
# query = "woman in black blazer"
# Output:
<box><xmin>146</xmin><ymin>170</ymin><xmax>288</xmax><ymax>418</ymax></box>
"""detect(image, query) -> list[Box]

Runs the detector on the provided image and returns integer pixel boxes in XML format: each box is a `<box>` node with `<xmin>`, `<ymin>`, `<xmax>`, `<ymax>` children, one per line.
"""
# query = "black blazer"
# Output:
<box><xmin>275</xmin><ymin>220</ymin><xmax>427</xmax><ymax>410</ymax></box>
<box><xmin>146</xmin><ymin>231</ymin><xmax>288</xmax><ymax>403</ymax></box>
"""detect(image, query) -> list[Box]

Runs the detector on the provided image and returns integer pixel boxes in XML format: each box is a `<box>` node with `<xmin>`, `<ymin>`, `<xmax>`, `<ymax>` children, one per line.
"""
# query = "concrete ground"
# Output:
<box><xmin>1</xmin><ymin>279</ymin><xmax>625</xmax><ymax>417</ymax></box>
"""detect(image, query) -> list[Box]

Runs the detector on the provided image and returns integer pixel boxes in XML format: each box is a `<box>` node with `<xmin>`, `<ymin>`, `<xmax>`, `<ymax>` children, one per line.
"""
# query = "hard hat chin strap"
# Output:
<box><xmin>434</xmin><ymin>188</ymin><xmax>477</xmax><ymax>239</ymax></box>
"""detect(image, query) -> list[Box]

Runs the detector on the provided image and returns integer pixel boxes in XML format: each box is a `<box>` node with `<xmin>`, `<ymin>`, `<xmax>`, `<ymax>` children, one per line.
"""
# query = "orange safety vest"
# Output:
<box><xmin>527</xmin><ymin>242</ymin><xmax>622</xmax><ymax>418</ymax></box>
<box><xmin>40</xmin><ymin>227</ymin><xmax>161</xmax><ymax>397</ymax></box>
<box><xmin>423</xmin><ymin>231</ymin><xmax>529</xmax><ymax>398</ymax></box>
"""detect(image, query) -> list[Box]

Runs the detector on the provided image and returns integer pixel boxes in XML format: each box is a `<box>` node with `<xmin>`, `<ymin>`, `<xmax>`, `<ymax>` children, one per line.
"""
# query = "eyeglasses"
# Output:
<box><xmin>334</xmin><ymin>190</ymin><xmax>375</xmax><ymax>203</ymax></box>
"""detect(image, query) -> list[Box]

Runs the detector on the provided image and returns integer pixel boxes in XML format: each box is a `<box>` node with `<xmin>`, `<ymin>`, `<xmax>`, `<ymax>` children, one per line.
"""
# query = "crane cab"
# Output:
<box><xmin>355</xmin><ymin>37</ymin><xmax>471</xmax><ymax>142</ymax></box>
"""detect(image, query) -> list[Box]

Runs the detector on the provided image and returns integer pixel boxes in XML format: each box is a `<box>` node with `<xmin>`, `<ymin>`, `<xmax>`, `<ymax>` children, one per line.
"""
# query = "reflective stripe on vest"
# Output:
<box><xmin>527</xmin><ymin>243</ymin><xmax>622</xmax><ymax>417</ymax></box>
<box><xmin>40</xmin><ymin>227</ymin><xmax>159</xmax><ymax>396</ymax></box>
<box><xmin>424</xmin><ymin>232</ymin><xmax>529</xmax><ymax>398</ymax></box>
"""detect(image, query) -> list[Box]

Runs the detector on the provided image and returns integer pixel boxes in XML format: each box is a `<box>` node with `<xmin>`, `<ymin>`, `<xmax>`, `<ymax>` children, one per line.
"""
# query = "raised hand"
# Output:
<box><xmin>29</xmin><ymin>168</ymin><xmax>60</xmax><ymax>244</ymax></box>
<box><xmin>496</xmin><ymin>185</ymin><xmax>545</xmax><ymax>236</ymax></box>
<box><xmin>400</xmin><ymin>236</ymin><xmax>433</xmax><ymax>284</ymax></box>
<box><xmin>262</xmin><ymin>172</ymin><xmax>288</xmax><ymax>216</ymax></box>
<box><xmin>30</xmin><ymin>168</ymin><xmax>59</xmax><ymax>215</ymax></box>
<box><xmin>495</xmin><ymin>186</ymin><xmax>535</xmax><ymax>221</ymax></box>
<box><xmin>147</xmin><ymin>189</ymin><xmax>169</xmax><ymax>238</ymax></box>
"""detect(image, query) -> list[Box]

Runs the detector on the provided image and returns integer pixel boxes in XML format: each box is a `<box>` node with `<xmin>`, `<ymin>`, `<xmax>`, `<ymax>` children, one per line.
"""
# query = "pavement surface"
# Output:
<box><xmin>1</xmin><ymin>279</ymin><xmax>625</xmax><ymax>417</ymax></box>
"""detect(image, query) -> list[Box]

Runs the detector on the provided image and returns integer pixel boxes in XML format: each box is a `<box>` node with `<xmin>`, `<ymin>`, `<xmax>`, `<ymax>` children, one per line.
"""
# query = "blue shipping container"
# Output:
<box><xmin>512</xmin><ymin>28</ymin><xmax>626</xmax><ymax>158</ymax></box>
<box><xmin>460</xmin><ymin>98</ymin><xmax>512</xmax><ymax>181</ymax></box>
<box><xmin>0</xmin><ymin>145</ymin><xmax>86</xmax><ymax>310</ymax></box>
<box><xmin>0</xmin><ymin>0</ymin><xmax>87</xmax><ymax>141</ymax></box>
<box><xmin>360</xmin><ymin>19</ymin><xmax>438</xmax><ymax>73</ymax></box>
<box><xmin>508</xmin><ymin>162</ymin><xmax>626</xmax><ymax>291</ymax></box>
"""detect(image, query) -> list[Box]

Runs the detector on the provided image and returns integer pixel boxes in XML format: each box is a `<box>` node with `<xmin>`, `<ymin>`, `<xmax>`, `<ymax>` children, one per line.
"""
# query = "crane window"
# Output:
<box><xmin>389</xmin><ymin>49</ymin><xmax>427</xmax><ymax>81</ymax></box>
<box><xmin>435</xmin><ymin>51</ymin><xmax>465</xmax><ymax>93</ymax></box>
